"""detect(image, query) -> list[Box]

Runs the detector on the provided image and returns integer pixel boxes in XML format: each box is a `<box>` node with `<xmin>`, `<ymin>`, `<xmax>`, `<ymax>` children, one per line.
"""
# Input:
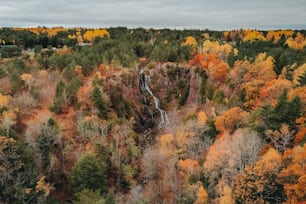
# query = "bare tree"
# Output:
<box><xmin>266</xmin><ymin>124</ymin><xmax>295</xmax><ymax>153</ymax></box>
<box><xmin>0</xmin><ymin>110</ymin><xmax>16</xmax><ymax>137</ymax></box>
<box><xmin>11</xmin><ymin>91</ymin><xmax>38</xmax><ymax>116</ymax></box>
<box><xmin>142</xmin><ymin>146</ymin><xmax>180</xmax><ymax>204</ymax></box>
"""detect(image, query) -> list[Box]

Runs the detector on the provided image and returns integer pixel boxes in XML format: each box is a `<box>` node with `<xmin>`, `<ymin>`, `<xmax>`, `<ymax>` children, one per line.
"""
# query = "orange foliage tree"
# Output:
<box><xmin>229</xmin><ymin>60</ymin><xmax>251</xmax><ymax>87</ymax></box>
<box><xmin>215</xmin><ymin>107</ymin><xmax>248</xmax><ymax>133</ymax></box>
<box><xmin>258</xmin><ymin>78</ymin><xmax>292</xmax><ymax>106</ymax></box>
<box><xmin>177</xmin><ymin>159</ymin><xmax>200</xmax><ymax>182</ymax></box>
<box><xmin>194</xmin><ymin>184</ymin><xmax>208</xmax><ymax>204</ymax></box>
<box><xmin>242</xmin><ymin>53</ymin><xmax>276</xmax><ymax>109</ymax></box>
<box><xmin>0</xmin><ymin>93</ymin><xmax>9</xmax><ymax>107</ymax></box>
<box><xmin>191</xmin><ymin>52</ymin><xmax>229</xmax><ymax>87</ymax></box>
<box><xmin>233</xmin><ymin>148</ymin><xmax>284</xmax><ymax>203</ymax></box>
<box><xmin>243</xmin><ymin>53</ymin><xmax>276</xmax><ymax>82</ymax></box>
<box><xmin>277</xmin><ymin>144</ymin><xmax>306</xmax><ymax>203</ymax></box>
<box><xmin>207</xmin><ymin>60</ymin><xmax>230</xmax><ymax>87</ymax></box>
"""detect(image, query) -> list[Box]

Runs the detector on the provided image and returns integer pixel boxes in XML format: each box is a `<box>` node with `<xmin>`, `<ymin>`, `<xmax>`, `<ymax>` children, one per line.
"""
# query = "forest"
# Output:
<box><xmin>0</xmin><ymin>27</ymin><xmax>305</xmax><ymax>204</ymax></box>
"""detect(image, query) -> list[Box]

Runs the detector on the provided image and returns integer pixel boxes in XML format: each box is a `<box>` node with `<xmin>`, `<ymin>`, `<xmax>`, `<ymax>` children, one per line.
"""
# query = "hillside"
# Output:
<box><xmin>0</xmin><ymin>27</ymin><xmax>305</xmax><ymax>204</ymax></box>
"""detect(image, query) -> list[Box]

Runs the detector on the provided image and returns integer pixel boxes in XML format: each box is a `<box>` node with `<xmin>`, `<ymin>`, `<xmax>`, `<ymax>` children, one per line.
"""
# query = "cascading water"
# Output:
<box><xmin>139</xmin><ymin>68</ymin><xmax>169</xmax><ymax>128</ymax></box>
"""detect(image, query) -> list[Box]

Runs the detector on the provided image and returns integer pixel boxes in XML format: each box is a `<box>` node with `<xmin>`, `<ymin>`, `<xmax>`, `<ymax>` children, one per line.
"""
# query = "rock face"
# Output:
<box><xmin>103</xmin><ymin>63</ymin><xmax>193</xmax><ymax>144</ymax></box>
<box><xmin>139</xmin><ymin>67</ymin><xmax>169</xmax><ymax>129</ymax></box>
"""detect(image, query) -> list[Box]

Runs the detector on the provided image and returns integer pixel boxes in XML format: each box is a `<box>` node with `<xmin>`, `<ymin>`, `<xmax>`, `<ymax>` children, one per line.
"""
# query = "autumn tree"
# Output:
<box><xmin>232</xmin><ymin>148</ymin><xmax>285</xmax><ymax>203</ymax></box>
<box><xmin>220</xmin><ymin>185</ymin><xmax>235</xmax><ymax>204</ymax></box>
<box><xmin>277</xmin><ymin>144</ymin><xmax>306</xmax><ymax>203</ymax></box>
<box><xmin>266</xmin><ymin>124</ymin><xmax>295</xmax><ymax>153</ymax></box>
<box><xmin>207</xmin><ymin>60</ymin><xmax>230</xmax><ymax>87</ymax></box>
<box><xmin>83</xmin><ymin>29</ymin><xmax>110</xmax><ymax>43</ymax></box>
<box><xmin>77</xmin><ymin>114</ymin><xmax>109</xmax><ymax>142</ymax></box>
<box><xmin>182</xmin><ymin>36</ymin><xmax>198</xmax><ymax>54</ymax></box>
<box><xmin>253</xmin><ymin>89</ymin><xmax>302</xmax><ymax>134</ymax></box>
<box><xmin>0</xmin><ymin>110</ymin><xmax>16</xmax><ymax>137</ymax></box>
<box><xmin>0</xmin><ymin>93</ymin><xmax>9</xmax><ymax>108</ymax></box>
<box><xmin>258</xmin><ymin>78</ymin><xmax>292</xmax><ymax>106</ymax></box>
<box><xmin>11</xmin><ymin>91</ymin><xmax>38</xmax><ymax>116</ymax></box>
<box><xmin>285</xmin><ymin>32</ymin><xmax>306</xmax><ymax>50</ymax></box>
<box><xmin>215</xmin><ymin>107</ymin><xmax>248</xmax><ymax>133</ymax></box>
<box><xmin>0</xmin><ymin>136</ymin><xmax>23</xmax><ymax>202</ymax></box>
<box><xmin>142</xmin><ymin>146</ymin><xmax>179</xmax><ymax>204</ymax></box>
<box><xmin>203</xmin><ymin>129</ymin><xmax>263</xmax><ymax>198</ymax></box>
<box><xmin>242</xmin><ymin>29</ymin><xmax>266</xmax><ymax>42</ymax></box>
<box><xmin>194</xmin><ymin>184</ymin><xmax>208</xmax><ymax>204</ymax></box>
<box><xmin>292</xmin><ymin>64</ymin><xmax>306</xmax><ymax>86</ymax></box>
<box><xmin>0</xmin><ymin>136</ymin><xmax>46</xmax><ymax>203</ymax></box>
<box><xmin>266</xmin><ymin>30</ymin><xmax>293</xmax><ymax>43</ymax></box>
<box><xmin>21</xmin><ymin>73</ymin><xmax>34</xmax><ymax>91</ymax></box>
<box><xmin>242</xmin><ymin>53</ymin><xmax>276</xmax><ymax>109</ymax></box>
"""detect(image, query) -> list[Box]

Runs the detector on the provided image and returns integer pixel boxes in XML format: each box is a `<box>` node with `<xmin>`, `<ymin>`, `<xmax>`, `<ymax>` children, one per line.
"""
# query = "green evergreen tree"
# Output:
<box><xmin>55</xmin><ymin>80</ymin><xmax>66</xmax><ymax>98</ymax></box>
<box><xmin>92</xmin><ymin>86</ymin><xmax>108</xmax><ymax>120</ymax></box>
<box><xmin>254</xmin><ymin>89</ymin><xmax>302</xmax><ymax>133</ymax></box>
<box><xmin>297</xmin><ymin>71</ymin><xmax>306</xmax><ymax>86</ymax></box>
<box><xmin>70</xmin><ymin>153</ymin><xmax>107</xmax><ymax>193</ymax></box>
<box><xmin>37</xmin><ymin>118</ymin><xmax>58</xmax><ymax>170</ymax></box>
<box><xmin>179</xmin><ymin>84</ymin><xmax>190</xmax><ymax>107</ymax></box>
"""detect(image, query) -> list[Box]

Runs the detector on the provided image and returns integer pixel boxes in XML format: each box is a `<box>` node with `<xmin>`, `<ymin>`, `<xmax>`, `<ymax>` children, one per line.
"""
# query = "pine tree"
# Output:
<box><xmin>297</xmin><ymin>71</ymin><xmax>306</xmax><ymax>86</ymax></box>
<box><xmin>92</xmin><ymin>86</ymin><xmax>108</xmax><ymax>120</ymax></box>
<box><xmin>70</xmin><ymin>153</ymin><xmax>107</xmax><ymax>193</ymax></box>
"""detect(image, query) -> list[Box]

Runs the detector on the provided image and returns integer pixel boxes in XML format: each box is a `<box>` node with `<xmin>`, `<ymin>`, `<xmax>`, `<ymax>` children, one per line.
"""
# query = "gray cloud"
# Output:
<box><xmin>1</xmin><ymin>0</ymin><xmax>306</xmax><ymax>30</ymax></box>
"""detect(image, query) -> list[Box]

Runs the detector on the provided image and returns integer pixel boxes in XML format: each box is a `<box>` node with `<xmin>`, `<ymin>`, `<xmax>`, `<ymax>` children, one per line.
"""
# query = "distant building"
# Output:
<box><xmin>76</xmin><ymin>43</ymin><xmax>92</xmax><ymax>46</ymax></box>
<box><xmin>0</xmin><ymin>45</ymin><xmax>21</xmax><ymax>58</ymax></box>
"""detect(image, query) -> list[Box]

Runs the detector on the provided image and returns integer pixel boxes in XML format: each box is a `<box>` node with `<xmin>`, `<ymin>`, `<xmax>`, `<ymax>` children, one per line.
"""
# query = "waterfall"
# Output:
<box><xmin>139</xmin><ymin>68</ymin><xmax>169</xmax><ymax>128</ymax></box>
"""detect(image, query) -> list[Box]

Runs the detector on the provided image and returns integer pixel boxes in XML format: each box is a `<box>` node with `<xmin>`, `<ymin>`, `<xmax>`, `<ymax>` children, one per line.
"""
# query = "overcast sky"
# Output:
<box><xmin>1</xmin><ymin>0</ymin><xmax>306</xmax><ymax>30</ymax></box>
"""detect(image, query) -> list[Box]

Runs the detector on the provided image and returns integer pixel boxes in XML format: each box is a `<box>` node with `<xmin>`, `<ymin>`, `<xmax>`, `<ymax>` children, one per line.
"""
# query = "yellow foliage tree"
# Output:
<box><xmin>293</xmin><ymin>63</ymin><xmax>306</xmax><ymax>85</ymax></box>
<box><xmin>266</xmin><ymin>30</ymin><xmax>293</xmax><ymax>43</ymax></box>
<box><xmin>1</xmin><ymin>110</ymin><xmax>16</xmax><ymax>137</ymax></box>
<box><xmin>83</xmin><ymin>29</ymin><xmax>110</xmax><ymax>42</ymax></box>
<box><xmin>35</xmin><ymin>176</ymin><xmax>53</xmax><ymax>196</ymax></box>
<box><xmin>183</xmin><ymin>36</ymin><xmax>198</xmax><ymax>48</ymax></box>
<box><xmin>285</xmin><ymin>32</ymin><xmax>306</xmax><ymax>50</ymax></box>
<box><xmin>177</xmin><ymin>159</ymin><xmax>200</xmax><ymax>179</ymax></box>
<box><xmin>0</xmin><ymin>93</ymin><xmax>9</xmax><ymax>107</ymax></box>
<box><xmin>197</xmin><ymin>111</ymin><xmax>207</xmax><ymax>125</ymax></box>
<box><xmin>220</xmin><ymin>185</ymin><xmax>235</xmax><ymax>204</ymax></box>
<box><xmin>243</xmin><ymin>29</ymin><xmax>266</xmax><ymax>42</ymax></box>
<box><xmin>194</xmin><ymin>184</ymin><xmax>208</xmax><ymax>204</ymax></box>
<box><xmin>21</xmin><ymin>73</ymin><xmax>34</xmax><ymax>90</ymax></box>
<box><xmin>202</xmin><ymin>40</ymin><xmax>232</xmax><ymax>58</ymax></box>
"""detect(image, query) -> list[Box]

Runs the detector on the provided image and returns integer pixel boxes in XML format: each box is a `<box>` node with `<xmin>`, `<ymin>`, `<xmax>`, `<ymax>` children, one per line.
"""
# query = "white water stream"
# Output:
<box><xmin>139</xmin><ymin>68</ymin><xmax>169</xmax><ymax>128</ymax></box>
